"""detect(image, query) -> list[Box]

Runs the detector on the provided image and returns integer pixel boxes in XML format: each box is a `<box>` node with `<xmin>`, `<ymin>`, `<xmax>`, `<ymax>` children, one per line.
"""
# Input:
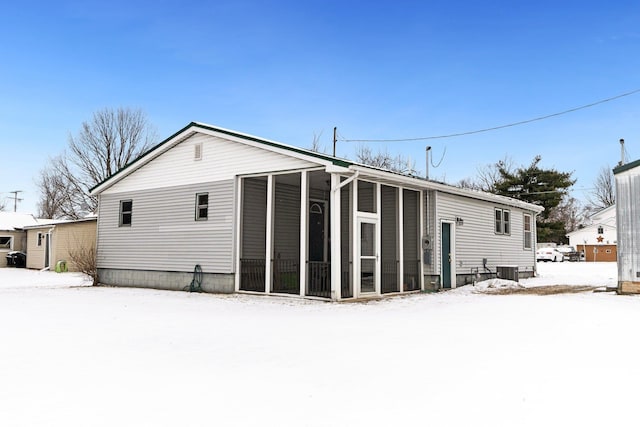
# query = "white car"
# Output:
<box><xmin>536</xmin><ymin>247</ymin><xmax>564</xmax><ymax>262</ymax></box>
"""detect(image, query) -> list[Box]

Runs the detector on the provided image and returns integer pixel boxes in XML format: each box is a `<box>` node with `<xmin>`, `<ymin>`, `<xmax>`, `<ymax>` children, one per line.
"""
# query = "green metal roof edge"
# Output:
<box><xmin>192</xmin><ymin>122</ymin><xmax>353</xmax><ymax>168</ymax></box>
<box><xmin>90</xmin><ymin>122</ymin><xmax>353</xmax><ymax>193</ymax></box>
<box><xmin>613</xmin><ymin>158</ymin><xmax>640</xmax><ymax>175</ymax></box>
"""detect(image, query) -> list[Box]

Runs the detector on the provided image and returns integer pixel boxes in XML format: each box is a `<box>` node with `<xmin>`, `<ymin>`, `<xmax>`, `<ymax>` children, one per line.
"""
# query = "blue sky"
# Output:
<box><xmin>2</xmin><ymin>0</ymin><xmax>639</xmax><ymax>214</ymax></box>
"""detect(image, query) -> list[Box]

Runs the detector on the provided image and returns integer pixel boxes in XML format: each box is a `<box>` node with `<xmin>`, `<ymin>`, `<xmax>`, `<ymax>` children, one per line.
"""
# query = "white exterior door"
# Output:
<box><xmin>357</xmin><ymin>218</ymin><xmax>378</xmax><ymax>295</ymax></box>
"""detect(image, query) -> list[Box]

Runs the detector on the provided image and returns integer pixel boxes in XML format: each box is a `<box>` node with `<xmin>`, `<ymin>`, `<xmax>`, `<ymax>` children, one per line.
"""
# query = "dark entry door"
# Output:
<box><xmin>309</xmin><ymin>201</ymin><xmax>325</xmax><ymax>262</ymax></box>
<box><xmin>44</xmin><ymin>234</ymin><xmax>51</xmax><ymax>269</ymax></box>
<box><xmin>441</xmin><ymin>223</ymin><xmax>452</xmax><ymax>288</ymax></box>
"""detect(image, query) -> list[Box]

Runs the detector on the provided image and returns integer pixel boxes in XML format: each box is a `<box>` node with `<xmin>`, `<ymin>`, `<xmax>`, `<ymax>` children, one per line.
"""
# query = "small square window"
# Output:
<box><xmin>0</xmin><ymin>236</ymin><xmax>12</xmax><ymax>249</ymax></box>
<box><xmin>120</xmin><ymin>200</ymin><xmax>133</xmax><ymax>227</ymax></box>
<box><xmin>196</xmin><ymin>193</ymin><xmax>208</xmax><ymax>220</ymax></box>
<box><xmin>597</xmin><ymin>226</ymin><xmax>604</xmax><ymax>234</ymax></box>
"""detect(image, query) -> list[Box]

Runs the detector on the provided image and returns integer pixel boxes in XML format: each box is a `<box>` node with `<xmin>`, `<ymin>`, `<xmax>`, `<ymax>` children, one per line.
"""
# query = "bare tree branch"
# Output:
<box><xmin>355</xmin><ymin>146</ymin><xmax>418</xmax><ymax>175</ymax></box>
<box><xmin>586</xmin><ymin>165</ymin><xmax>615</xmax><ymax>210</ymax></box>
<box><xmin>37</xmin><ymin>107</ymin><xmax>157</xmax><ymax>219</ymax></box>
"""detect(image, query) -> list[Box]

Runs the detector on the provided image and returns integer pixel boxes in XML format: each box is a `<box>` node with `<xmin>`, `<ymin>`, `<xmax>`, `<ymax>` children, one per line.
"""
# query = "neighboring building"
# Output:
<box><xmin>614</xmin><ymin>160</ymin><xmax>640</xmax><ymax>293</ymax></box>
<box><xmin>566</xmin><ymin>205</ymin><xmax>617</xmax><ymax>262</ymax></box>
<box><xmin>0</xmin><ymin>212</ymin><xmax>41</xmax><ymax>267</ymax></box>
<box><xmin>24</xmin><ymin>217</ymin><xmax>97</xmax><ymax>271</ymax></box>
<box><xmin>90</xmin><ymin>122</ymin><xmax>544</xmax><ymax>301</ymax></box>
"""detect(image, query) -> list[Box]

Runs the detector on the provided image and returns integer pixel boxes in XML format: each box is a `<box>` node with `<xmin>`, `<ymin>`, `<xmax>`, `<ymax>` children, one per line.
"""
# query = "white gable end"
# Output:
<box><xmin>102</xmin><ymin>132</ymin><xmax>320</xmax><ymax>194</ymax></box>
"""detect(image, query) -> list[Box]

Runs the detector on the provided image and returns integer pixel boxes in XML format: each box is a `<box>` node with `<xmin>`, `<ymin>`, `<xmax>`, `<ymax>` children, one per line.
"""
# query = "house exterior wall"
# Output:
<box><xmin>614</xmin><ymin>163</ymin><xmax>640</xmax><ymax>293</ymax></box>
<box><xmin>434</xmin><ymin>192</ymin><xmax>537</xmax><ymax>285</ymax></box>
<box><xmin>96</xmin><ymin>133</ymin><xmax>323</xmax><ymax>292</ymax></box>
<box><xmin>0</xmin><ymin>230</ymin><xmax>26</xmax><ymax>267</ymax></box>
<box><xmin>26</xmin><ymin>221</ymin><xmax>97</xmax><ymax>271</ymax></box>
<box><xmin>97</xmin><ymin>180</ymin><xmax>235</xmax><ymax>273</ymax></box>
<box><xmin>576</xmin><ymin>244</ymin><xmax>617</xmax><ymax>262</ymax></box>
<box><xmin>101</xmin><ymin>133</ymin><xmax>316</xmax><ymax>195</ymax></box>
<box><xmin>54</xmin><ymin>221</ymin><xmax>97</xmax><ymax>271</ymax></box>
<box><xmin>26</xmin><ymin>228</ymin><xmax>47</xmax><ymax>269</ymax></box>
<box><xmin>567</xmin><ymin>224</ymin><xmax>617</xmax><ymax>247</ymax></box>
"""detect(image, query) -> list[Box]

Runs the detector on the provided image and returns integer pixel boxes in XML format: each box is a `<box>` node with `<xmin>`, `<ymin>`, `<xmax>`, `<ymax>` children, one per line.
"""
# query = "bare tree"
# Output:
<box><xmin>36</xmin><ymin>157</ymin><xmax>70</xmax><ymax>218</ymax></box>
<box><xmin>355</xmin><ymin>146</ymin><xmax>418</xmax><ymax>175</ymax></box>
<box><xmin>457</xmin><ymin>156</ymin><xmax>514</xmax><ymax>192</ymax></box>
<box><xmin>309</xmin><ymin>131</ymin><xmax>326</xmax><ymax>153</ymax></box>
<box><xmin>586</xmin><ymin>165</ymin><xmax>615</xmax><ymax>210</ymax></box>
<box><xmin>548</xmin><ymin>195</ymin><xmax>584</xmax><ymax>234</ymax></box>
<box><xmin>67</xmin><ymin>241</ymin><xmax>98</xmax><ymax>285</ymax></box>
<box><xmin>37</xmin><ymin>107</ymin><xmax>157</xmax><ymax>219</ymax></box>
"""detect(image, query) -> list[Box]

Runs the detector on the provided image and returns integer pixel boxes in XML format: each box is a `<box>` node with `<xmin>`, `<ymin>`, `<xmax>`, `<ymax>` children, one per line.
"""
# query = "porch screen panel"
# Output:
<box><xmin>357</xmin><ymin>180</ymin><xmax>376</xmax><ymax>213</ymax></box>
<box><xmin>340</xmin><ymin>181</ymin><xmax>352</xmax><ymax>298</ymax></box>
<box><xmin>403</xmin><ymin>189</ymin><xmax>420</xmax><ymax>291</ymax></box>
<box><xmin>381</xmin><ymin>185</ymin><xmax>399</xmax><ymax>293</ymax></box>
<box><xmin>272</xmin><ymin>174</ymin><xmax>301</xmax><ymax>294</ymax></box>
<box><xmin>240</xmin><ymin>177</ymin><xmax>267</xmax><ymax>292</ymax></box>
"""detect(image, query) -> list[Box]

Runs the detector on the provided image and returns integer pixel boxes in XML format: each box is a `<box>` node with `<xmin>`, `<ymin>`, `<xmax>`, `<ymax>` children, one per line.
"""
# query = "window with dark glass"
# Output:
<box><xmin>495</xmin><ymin>208</ymin><xmax>511</xmax><ymax>235</ymax></box>
<box><xmin>196</xmin><ymin>193</ymin><xmax>209</xmax><ymax>220</ymax></box>
<box><xmin>0</xmin><ymin>236</ymin><xmax>11</xmax><ymax>249</ymax></box>
<box><xmin>119</xmin><ymin>200</ymin><xmax>133</xmax><ymax>226</ymax></box>
<box><xmin>495</xmin><ymin>209</ymin><xmax>503</xmax><ymax>234</ymax></box>
<box><xmin>597</xmin><ymin>226</ymin><xmax>603</xmax><ymax>234</ymax></box>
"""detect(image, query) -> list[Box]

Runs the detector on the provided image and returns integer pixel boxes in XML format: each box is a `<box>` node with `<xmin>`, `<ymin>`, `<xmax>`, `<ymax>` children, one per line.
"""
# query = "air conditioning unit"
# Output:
<box><xmin>496</xmin><ymin>265</ymin><xmax>519</xmax><ymax>282</ymax></box>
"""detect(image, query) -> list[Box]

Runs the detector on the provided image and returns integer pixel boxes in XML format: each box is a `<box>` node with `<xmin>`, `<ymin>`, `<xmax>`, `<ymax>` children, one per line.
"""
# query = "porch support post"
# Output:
<box><xmin>330</xmin><ymin>173</ymin><xmax>341</xmax><ymax>301</ymax></box>
<box><xmin>265</xmin><ymin>174</ymin><xmax>274</xmax><ymax>294</ymax></box>
<box><xmin>234</xmin><ymin>177</ymin><xmax>242</xmax><ymax>292</ymax></box>
<box><xmin>419</xmin><ymin>190</ymin><xmax>425</xmax><ymax>291</ymax></box>
<box><xmin>398</xmin><ymin>187</ymin><xmax>404</xmax><ymax>293</ymax></box>
<box><xmin>351</xmin><ymin>178</ymin><xmax>359</xmax><ymax>299</ymax></box>
<box><xmin>299</xmin><ymin>171</ymin><xmax>308</xmax><ymax>296</ymax></box>
<box><xmin>375</xmin><ymin>182</ymin><xmax>382</xmax><ymax>295</ymax></box>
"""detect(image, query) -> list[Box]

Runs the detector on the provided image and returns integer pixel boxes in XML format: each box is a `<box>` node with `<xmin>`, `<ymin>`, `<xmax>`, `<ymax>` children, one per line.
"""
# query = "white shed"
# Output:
<box><xmin>614</xmin><ymin>160</ymin><xmax>640</xmax><ymax>293</ymax></box>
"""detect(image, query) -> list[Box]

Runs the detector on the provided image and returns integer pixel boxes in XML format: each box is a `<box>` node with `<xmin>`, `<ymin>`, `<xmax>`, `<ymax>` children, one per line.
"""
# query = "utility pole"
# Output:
<box><xmin>9</xmin><ymin>190</ymin><xmax>23</xmax><ymax>212</ymax></box>
<box><xmin>333</xmin><ymin>127</ymin><xmax>337</xmax><ymax>157</ymax></box>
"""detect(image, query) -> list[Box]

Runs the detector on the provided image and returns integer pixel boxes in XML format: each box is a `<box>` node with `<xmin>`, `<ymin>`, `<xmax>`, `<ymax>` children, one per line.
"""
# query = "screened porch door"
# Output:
<box><xmin>358</xmin><ymin>218</ymin><xmax>378</xmax><ymax>295</ymax></box>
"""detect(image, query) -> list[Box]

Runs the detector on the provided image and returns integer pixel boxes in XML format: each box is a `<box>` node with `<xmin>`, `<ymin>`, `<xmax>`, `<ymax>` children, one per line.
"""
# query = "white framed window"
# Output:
<box><xmin>495</xmin><ymin>208</ymin><xmax>511</xmax><ymax>235</ymax></box>
<box><xmin>119</xmin><ymin>200</ymin><xmax>133</xmax><ymax>227</ymax></box>
<box><xmin>194</xmin><ymin>143</ymin><xmax>203</xmax><ymax>160</ymax></box>
<box><xmin>0</xmin><ymin>236</ymin><xmax>12</xmax><ymax>249</ymax></box>
<box><xmin>523</xmin><ymin>214</ymin><xmax>532</xmax><ymax>249</ymax></box>
<box><xmin>597</xmin><ymin>226</ymin><xmax>604</xmax><ymax>234</ymax></box>
<box><xmin>196</xmin><ymin>193</ymin><xmax>209</xmax><ymax>220</ymax></box>
<box><xmin>37</xmin><ymin>232</ymin><xmax>43</xmax><ymax>246</ymax></box>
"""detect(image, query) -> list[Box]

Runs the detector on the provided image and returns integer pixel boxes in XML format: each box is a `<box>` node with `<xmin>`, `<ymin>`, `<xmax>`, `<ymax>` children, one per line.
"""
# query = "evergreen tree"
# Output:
<box><xmin>493</xmin><ymin>155</ymin><xmax>575</xmax><ymax>243</ymax></box>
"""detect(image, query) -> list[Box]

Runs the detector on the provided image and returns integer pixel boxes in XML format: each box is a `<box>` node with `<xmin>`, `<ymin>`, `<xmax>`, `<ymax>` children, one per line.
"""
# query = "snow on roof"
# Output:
<box><xmin>22</xmin><ymin>216</ymin><xmax>97</xmax><ymax>229</ymax></box>
<box><xmin>0</xmin><ymin>212</ymin><xmax>43</xmax><ymax>231</ymax></box>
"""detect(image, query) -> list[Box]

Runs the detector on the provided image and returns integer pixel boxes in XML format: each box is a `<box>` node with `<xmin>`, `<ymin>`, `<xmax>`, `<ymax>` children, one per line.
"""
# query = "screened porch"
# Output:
<box><xmin>238</xmin><ymin>170</ymin><xmax>423</xmax><ymax>300</ymax></box>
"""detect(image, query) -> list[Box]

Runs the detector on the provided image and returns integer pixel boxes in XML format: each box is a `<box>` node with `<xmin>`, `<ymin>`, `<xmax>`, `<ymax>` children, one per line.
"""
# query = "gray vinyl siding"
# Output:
<box><xmin>97</xmin><ymin>179</ymin><xmax>235</xmax><ymax>273</ymax></box>
<box><xmin>435</xmin><ymin>192</ymin><xmax>536</xmax><ymax>275</ymax></box>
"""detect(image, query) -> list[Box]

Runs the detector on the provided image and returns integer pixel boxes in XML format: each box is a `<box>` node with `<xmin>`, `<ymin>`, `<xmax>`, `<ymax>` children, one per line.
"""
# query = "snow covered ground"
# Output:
<box><xmin>0</xmin><ymin>262</ymin><xmax>637</xmax><ymax>427</ymax></box>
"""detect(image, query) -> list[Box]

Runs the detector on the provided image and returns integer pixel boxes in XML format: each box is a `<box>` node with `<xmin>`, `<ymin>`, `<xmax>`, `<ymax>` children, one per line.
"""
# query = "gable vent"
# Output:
<box><xmin>194</xmin><ymin>143</ymin><xmax>202</xmax><ymax>160</ymax></box>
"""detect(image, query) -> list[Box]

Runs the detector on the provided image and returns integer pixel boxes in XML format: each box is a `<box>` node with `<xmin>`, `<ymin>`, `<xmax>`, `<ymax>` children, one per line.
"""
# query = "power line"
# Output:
<box><xmin>340</xmin><ymin>88</ymin><xmax>640</xmax><ymax>143</ymax></box>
